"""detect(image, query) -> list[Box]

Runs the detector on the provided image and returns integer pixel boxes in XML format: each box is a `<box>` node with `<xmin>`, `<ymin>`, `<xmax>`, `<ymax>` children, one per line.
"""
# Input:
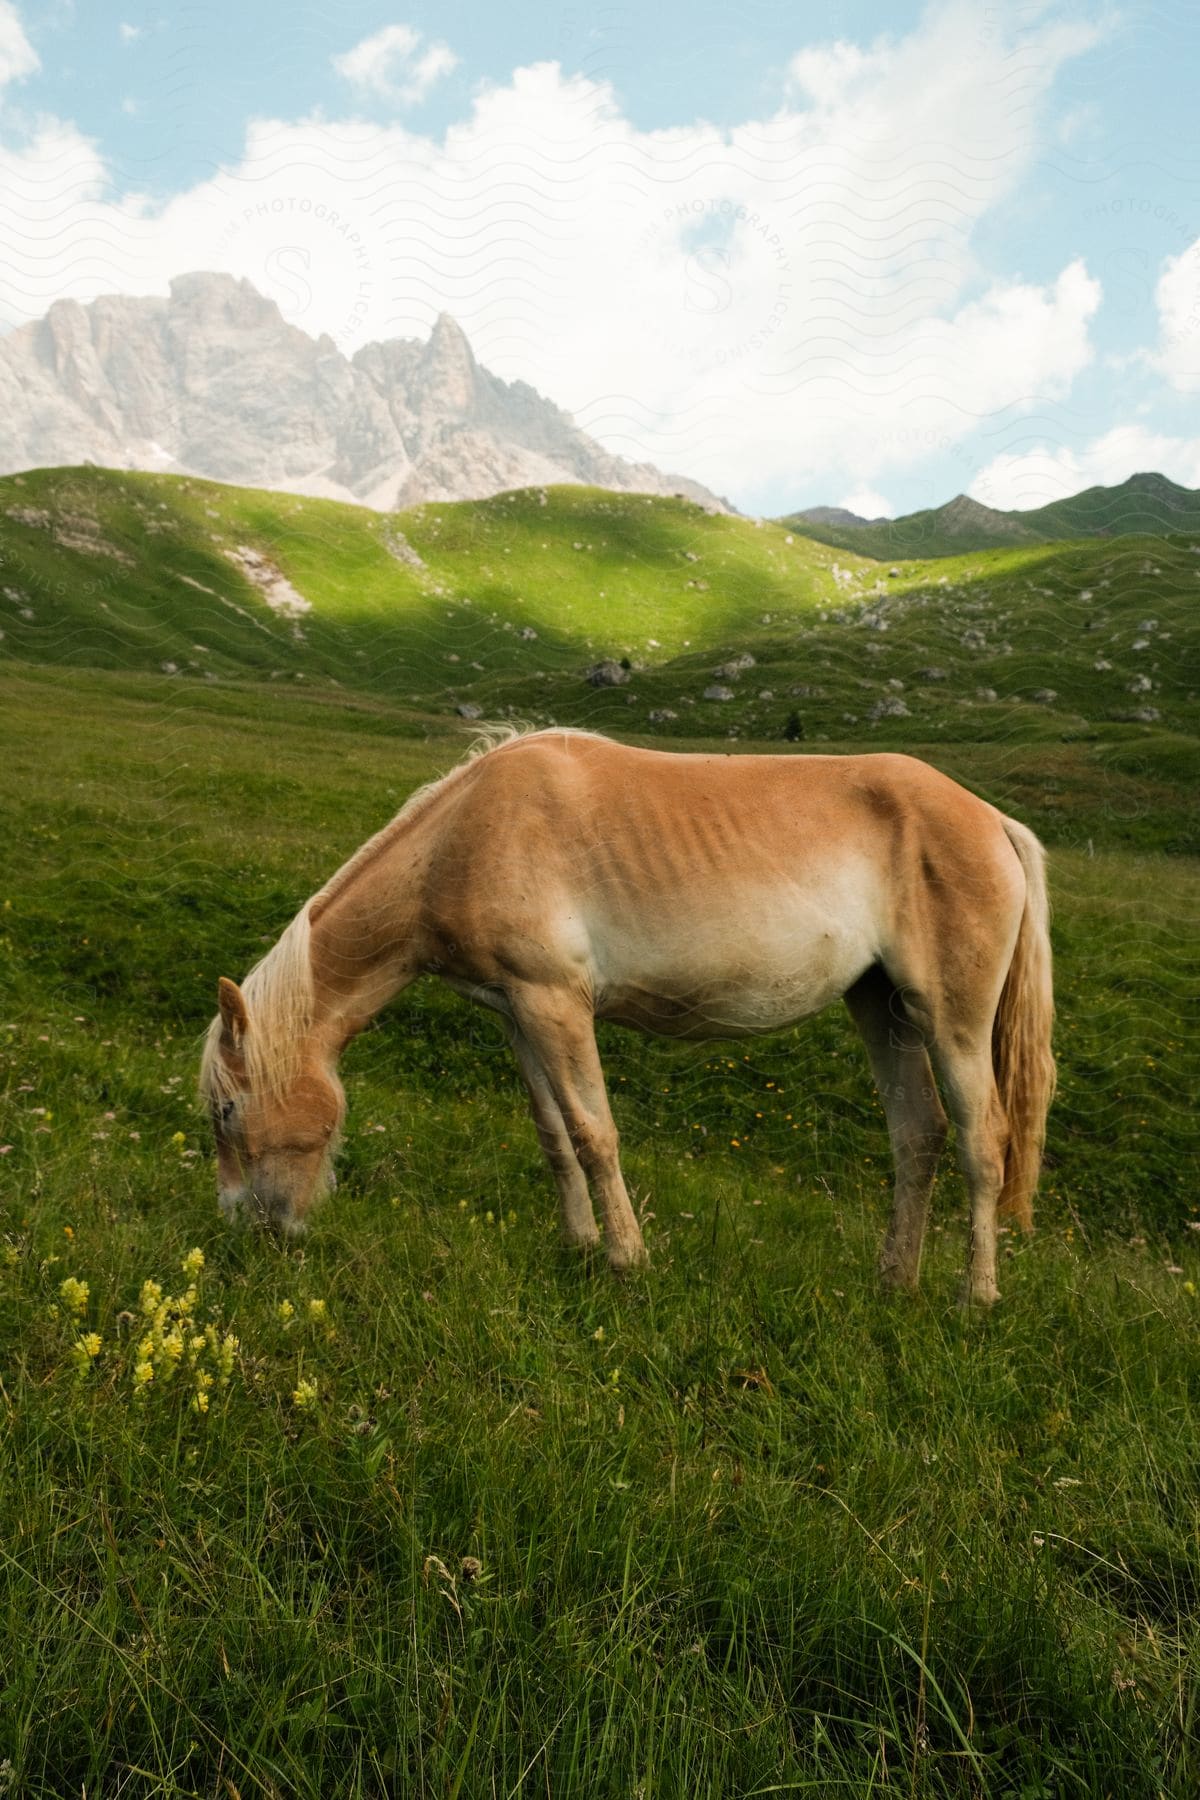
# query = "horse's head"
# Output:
<box><xmin>202</xmin><ymin>976</ymin><xmax>344</xmax><ymax>1235</ymax></box>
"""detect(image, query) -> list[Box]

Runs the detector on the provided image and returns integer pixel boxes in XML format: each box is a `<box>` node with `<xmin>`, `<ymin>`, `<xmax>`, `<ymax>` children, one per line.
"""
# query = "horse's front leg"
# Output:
<box><xmin>508</xmin><ymin>988</ymin><xmax>647</xmax><ymax>1273</ymax></box>
<box><xmin>504</xmin><ymin>1020</ymin><xmax>600</xmax><ymax>1250</ymax></box>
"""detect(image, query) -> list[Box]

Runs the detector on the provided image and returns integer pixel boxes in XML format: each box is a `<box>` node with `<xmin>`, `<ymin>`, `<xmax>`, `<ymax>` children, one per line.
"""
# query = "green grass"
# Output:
<box><xmin>1</xmin><ymin>471</ymin><xmax>1198</xmax><ymax>1794</ymax></box>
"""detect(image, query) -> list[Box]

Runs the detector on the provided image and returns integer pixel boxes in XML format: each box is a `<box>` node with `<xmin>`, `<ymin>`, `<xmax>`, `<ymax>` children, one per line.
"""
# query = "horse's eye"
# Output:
<box><xmin>220</xmin><ymin>1100</ymin><xmax>236</xmax><ymax>1123</ymax></box>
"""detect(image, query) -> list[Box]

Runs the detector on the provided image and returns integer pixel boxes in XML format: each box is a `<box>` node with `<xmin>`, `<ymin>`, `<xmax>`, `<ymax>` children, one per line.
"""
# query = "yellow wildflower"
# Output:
<box><xmin>59</xmin><ymin>1276</ymin><xmax>89</xmax><ymax>1314</ymax></box>
<box><xmin>592</xmin><ymin>1326</ymin><xmax>605</xmax><ymax>1342</ymax></box>
<box><xmin>70</xmin><ymin>1332</ymin><xmax>102</xmax><ymax>1368</ymax></box>
<box><xmin>139</xmin><ymin>1279</ymin><xmax>163</xmax><ymax>1316</ymax></box>
<box><xmin>161</xmin><ymin>1329</ymin><xmax>184</xmax><ymax>1364</ymax></box>
<box><xmin>277</xmin><ymin>1299</ymin><xmax>295</xmax><ymax>1325</ymax></box>
<box><xmin>133</xmin><ymin>1359</ymin><xmax>154</xmax><ymax>1388</ymax></box>
<box><xmin>171</xmin><ymin>1131</ymin><xmax>187</xmax><ymax>1149</ymax></box>
<box><xmin>2</xmin><ymin>1245</ymin><xmax>18</xmax><ymax>1267</ymax></box>
<box><xmin>293</xmin><ymin>1378</ymin><xmax>319</xmax><ymax>1408</ymax></box>
<box><xmin>193</xmin><ymin>1388</ymin><xmax>210</xmax><ymax>1414</ymax></box>
<box><xmin>307</xmin><ymin>1298</ymin><xmax>327</xmax><ymax>1322</ymax></box>
<box><xmin>216</xmin><ymin>1333</ymin><xmax>238</xmax><ymax>1381</ymax></box>
<box><xmin>181</xmin><ymin>1247</ymin><xmax>205</xmax><ymax>1279</ymax></box>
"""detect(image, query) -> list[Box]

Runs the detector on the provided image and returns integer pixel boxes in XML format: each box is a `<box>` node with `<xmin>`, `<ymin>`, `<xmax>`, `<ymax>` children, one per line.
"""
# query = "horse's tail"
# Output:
<box><xmin>993</xmin><ymin>817</ymin><xmax>1056</xmax><ymax>1231</ymax></box>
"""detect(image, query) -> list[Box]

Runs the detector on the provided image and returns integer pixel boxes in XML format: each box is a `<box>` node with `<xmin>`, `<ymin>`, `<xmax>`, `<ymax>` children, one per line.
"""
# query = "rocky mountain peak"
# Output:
<box><xmin>416</xmin><ymin>310</ymin><xmax>479</xmax><ymax>416</ymax></box>
<box><xmin>0</xmin><ymin>274</ymin><xmax>728</xmax><ymax>513</ymax></box>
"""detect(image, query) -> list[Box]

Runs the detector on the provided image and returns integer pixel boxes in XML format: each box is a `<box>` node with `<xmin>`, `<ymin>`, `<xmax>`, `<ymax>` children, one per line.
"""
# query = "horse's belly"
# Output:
<box><xmin>592</xmin><ymin>899</ymin><xmax>877</xmax><ymax>1040</ymax></box>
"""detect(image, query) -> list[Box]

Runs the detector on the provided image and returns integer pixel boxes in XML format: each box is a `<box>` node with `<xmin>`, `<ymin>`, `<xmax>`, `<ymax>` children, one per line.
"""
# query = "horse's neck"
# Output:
<box><xmin>308</xmin><ymin>835</ymin><xmax>429</xmax><ymax>1051</ymax></box>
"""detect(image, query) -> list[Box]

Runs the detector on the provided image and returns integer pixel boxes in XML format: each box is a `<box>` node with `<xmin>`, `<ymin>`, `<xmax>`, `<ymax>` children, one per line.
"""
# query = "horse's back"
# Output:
<box><xmin>417</xmin><ymin>735</ymin><xmax>1022</xmax><ymax>1033</ymax></box>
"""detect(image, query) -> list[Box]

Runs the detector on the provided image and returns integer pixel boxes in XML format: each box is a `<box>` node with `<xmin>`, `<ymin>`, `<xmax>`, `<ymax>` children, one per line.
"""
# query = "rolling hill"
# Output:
<box><xmin>1</xmin><ymin>464</ymin><xmax>1197</xmax><ymax>862</ymax></box>
<box><xmin>782</xmin><ymin>472</ymin><xmax>1200</xmax><ymax>559</ymax></box>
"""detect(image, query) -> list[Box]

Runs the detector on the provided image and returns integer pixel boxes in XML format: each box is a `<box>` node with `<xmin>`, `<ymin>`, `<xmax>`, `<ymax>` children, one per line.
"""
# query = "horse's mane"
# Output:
<box><xmin>198</xmin><ymin>724</ymin><xmax>606</xmax><ymax>1105</ymax></box>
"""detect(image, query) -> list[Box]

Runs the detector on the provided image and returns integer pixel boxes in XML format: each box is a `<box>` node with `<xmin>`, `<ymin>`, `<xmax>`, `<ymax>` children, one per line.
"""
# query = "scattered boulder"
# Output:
<box><xmin>1130</xmin><ymin>707</ymin><xmax>1161</xmax><ymax>722</ymax></box>
<box><xmin>915</xmin><ymin>666</ymin><xmax>949</xmax><ymax>682</ymax></box>
<box><xmin>586</xmin><ymin>659</ymin><xmax>630</xmax><ymax>687</ymax></box>
<box><xmin>456</xmin><ymin>702</ymin><xmax>483</xmax><ymax>719</ymax></box>
<box><xmin>868</xmin><ymin>696</ymin><xmax>910</xmax><ymax>720</ymax></box>
<box><xmin>648</xmin><ymin>709</ymin><xmax>678</xmax><ymax>723</ymax></box>
<box><xmin>1030</xmin><ymin>688</ymin><xmax>1058</xmax><ymax>705</ymax></box>
<box><xmin>975</xmin><ymin>686</ymin><xmax>998</xmax><ymax>701</ymax></box>
<box><xmin>1127</xmin><ymin>674</ymin><xmax>1153</xmax><ymax>693</ymax></box>
<box><xmin>519</xmin><ymin>625</ymin><xmax>538</xmax><ymax>641</ymax></box>
<box><xmin>703</xmin><ymin>684</ymin><xmax>735</xmax><ymax>702</ymax></box>
<box><xmin>712</xmin><ymin>652</ymin><xmax>756</xmax><ymax>679</ymax></box>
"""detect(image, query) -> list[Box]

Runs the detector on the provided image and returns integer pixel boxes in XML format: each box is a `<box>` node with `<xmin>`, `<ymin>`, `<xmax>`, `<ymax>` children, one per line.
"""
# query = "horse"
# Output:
<box><xmin>200</xmin><ymin>727</ymin><xmax>1055</xmax><ymax>1304</ymax></box>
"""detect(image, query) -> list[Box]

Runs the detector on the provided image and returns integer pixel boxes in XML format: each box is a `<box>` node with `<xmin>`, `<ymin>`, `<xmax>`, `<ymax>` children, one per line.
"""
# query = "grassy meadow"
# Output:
<box><xmin>1</xmin><ymin>472</ymin><xmax>1199</xmax><ymax>1796</ymax></box>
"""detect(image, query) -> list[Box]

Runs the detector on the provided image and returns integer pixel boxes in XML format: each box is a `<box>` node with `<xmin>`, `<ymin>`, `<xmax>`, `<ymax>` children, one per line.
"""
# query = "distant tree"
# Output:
<box><xmin>783</xmin><ymin>710</ymin><xmax>804</xmax><ymax>742</ymax></box>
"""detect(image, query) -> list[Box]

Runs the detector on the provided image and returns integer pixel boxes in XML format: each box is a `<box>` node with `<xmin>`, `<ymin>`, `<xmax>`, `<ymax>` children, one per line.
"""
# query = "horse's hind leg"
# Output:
<box><xmin>504</xmin><ymin>1020</ymin><xmax>600</xmax><ymax>1250</ymax></box>
<box><xmin>845</xmin><ymin>966</ymin><xmax>949</xmax><ymax>1293</ymax></box>
<box><xmin>508</xmin><ymin>988</ymin><xmax>647</xmax><ymax>1273</ymax></box>
<box><xmin>931</xmin><ymin>1039</ymin><xmax>1009</xmax><ymax>1307</ymax></box>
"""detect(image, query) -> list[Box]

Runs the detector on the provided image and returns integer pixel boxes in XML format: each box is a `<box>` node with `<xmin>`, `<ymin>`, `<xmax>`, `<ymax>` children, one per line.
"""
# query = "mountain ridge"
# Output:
<box><xmin>781</xmin><ymin>471</ymin><xmax>1200</xmax><ymax>558</ymax></box>
<box><xmin>0</xmin><ymin>273</ymin><xmax>729</xmax><ymax>514</ymax></box>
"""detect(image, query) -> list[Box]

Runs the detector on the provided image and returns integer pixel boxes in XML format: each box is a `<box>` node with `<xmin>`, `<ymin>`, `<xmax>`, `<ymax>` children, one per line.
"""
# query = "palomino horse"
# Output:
<box><xmin>200</xmin><ymin>728</ymin><xmax>1054</xmax><ymax>1304</ymax></box>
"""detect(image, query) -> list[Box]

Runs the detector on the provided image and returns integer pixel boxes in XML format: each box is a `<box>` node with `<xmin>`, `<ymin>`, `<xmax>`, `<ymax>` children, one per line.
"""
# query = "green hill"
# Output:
<box><xmin>2</xmin><ymin>466</ymin><xmax>1196</xmax><ymax>790</ymax></box>
<box><xmin>780</xmin><ymin>494</ymin><xmax>1044</xmax><ymax>559</ymax></box>
<box><xmin>1014</xmin><ymin>470</ymin><xmax>1200</xmax><ymax>540</ymax></box>
<box><xmin>782</xmin><ymin>471</ymin><xmax>1200</xmax><ymax>560</ymax></box>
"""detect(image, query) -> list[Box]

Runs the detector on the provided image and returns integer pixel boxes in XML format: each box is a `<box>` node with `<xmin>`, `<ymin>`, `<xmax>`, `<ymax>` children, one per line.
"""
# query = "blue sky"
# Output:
<box><xmin>2</xmin><ymin>0</ymin><xmax>1199</xmax><ymax>515</ymax></box>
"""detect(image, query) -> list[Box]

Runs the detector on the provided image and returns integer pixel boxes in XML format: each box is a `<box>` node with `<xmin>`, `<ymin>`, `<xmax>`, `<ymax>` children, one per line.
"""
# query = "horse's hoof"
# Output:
<box><xmin>878</xmin><ymin>1264</ymin><xmax>919</xmax><ymax>1295</ymax></box>
<box><xmin>607</xmin><ymin>1243</ymin><xmax>649</xmax><ymax>1276</ymax></box>
<box><xmin>562</xmin><ymin>1231</ymin><xmax>602</xmax><ymax>1253</ymax></box>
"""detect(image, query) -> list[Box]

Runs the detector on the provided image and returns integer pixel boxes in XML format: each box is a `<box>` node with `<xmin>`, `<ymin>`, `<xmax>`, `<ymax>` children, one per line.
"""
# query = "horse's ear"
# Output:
<box><xmin>217</xmin><ymin>977</ymin><xmax>250</xmax><ymax>1041</ymax></box>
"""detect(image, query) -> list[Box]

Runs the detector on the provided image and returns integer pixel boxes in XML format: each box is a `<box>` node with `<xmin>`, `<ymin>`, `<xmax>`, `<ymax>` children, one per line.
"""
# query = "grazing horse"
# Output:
<box><xmin>200</xmin><ymin>728</ymin><xmax>1054</xmax><ymax>1304</ymax></box>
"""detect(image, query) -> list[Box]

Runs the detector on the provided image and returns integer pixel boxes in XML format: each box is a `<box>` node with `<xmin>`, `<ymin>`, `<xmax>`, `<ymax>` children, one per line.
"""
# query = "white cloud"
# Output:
<box><xmin>839</xmin><ymin>489</ymin><xmax>894</xmax><ymax>520</ymax></box>
<box><xmin>0</xmin><ymin>1</ymin><xmax>38</xmax><ymax>88</ymax></box>
<box><xmin>0</xmin><ymin>3</ymin><xmax>1107</xmax><ymax>507</ymax></box>
<box><xmin>333</xmin><ymin>24</ymin><xmax>457</xmax><ymax>106</ymax></box>
<box><xmin>119</xmin><ymin>22</ymin><xmax>142</xmax><ymax>44</ymax></box>
<box><xmin>969</xmin><ymin>425</ymin><xmax>1200</xmax><ymax>511</ymax></box>
<box><xmin>1150</xmin><ymin>239</ymin><xmax>1200</xmax><ymax>391</ymax></box>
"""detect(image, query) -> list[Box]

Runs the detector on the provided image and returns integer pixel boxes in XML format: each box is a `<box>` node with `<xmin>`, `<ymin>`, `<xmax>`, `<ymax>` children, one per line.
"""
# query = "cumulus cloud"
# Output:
<box><xmin>0</xmin><ymin>0</ymin><xmax>37</xmax><ymax>88</ymax></box>
<box><xmin>1150</xmin><ymin>239</ymin><xmax>1200</xmax><ymax>391</ymax></box>
<box><xmin>0</xmin><ymin>2</ymin><xmax>1108</xmax><ymax>507</ymax></box>
<box><xmin>333</xmin><ymin>24</ymin><xmax>457</xmax><ymax>106</ymax></box>
<box><xmin>969</xmin><ymin>425</ymin><xmax>1200</xmax><ymax>512</ymax></box>
<box><xmin>839</xmin><ymin>489</ymin><xmax>894</xmax><ymax>519</ymax></box>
